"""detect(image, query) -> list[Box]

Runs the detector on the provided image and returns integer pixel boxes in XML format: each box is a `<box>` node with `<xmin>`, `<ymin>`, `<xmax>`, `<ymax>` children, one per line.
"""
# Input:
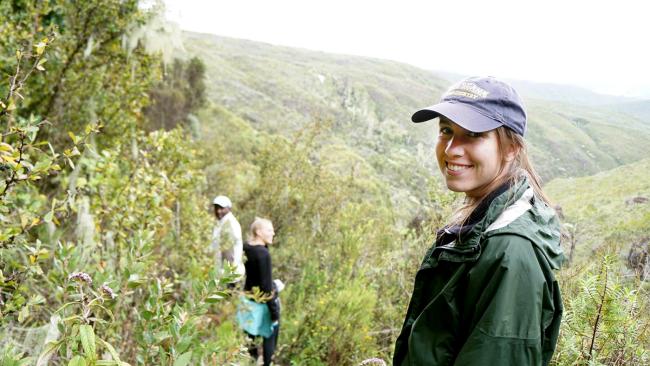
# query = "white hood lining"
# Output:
<box><xmin>485</xmin><ymin>188</ymin><xmax>534</xmax><ymax>233</ymax></box>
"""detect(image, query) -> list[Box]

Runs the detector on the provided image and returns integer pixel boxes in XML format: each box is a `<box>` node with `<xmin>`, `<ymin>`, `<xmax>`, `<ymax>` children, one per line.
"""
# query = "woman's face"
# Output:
<box><xmin>256</xmin><ymin>222</ymin><xmax>275</xmax><ymax>245</ymax></box>
<box><xmin>435</xmin><ymin>118</ymin><xmax>511</xmax><ymax>199</ymax></box>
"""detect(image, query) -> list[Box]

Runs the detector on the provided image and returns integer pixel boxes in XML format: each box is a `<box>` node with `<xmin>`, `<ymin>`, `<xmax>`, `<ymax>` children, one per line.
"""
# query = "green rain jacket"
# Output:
<box><xmin>394</xmin><ymin>179</ymin><xmax>564</xmax><ymax>366</ymax></box>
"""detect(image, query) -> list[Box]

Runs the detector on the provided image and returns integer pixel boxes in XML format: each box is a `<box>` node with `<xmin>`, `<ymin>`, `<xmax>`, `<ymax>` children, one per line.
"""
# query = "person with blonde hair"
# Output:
<box><xmin>394</xmin><ymin>77</ymin><xmax>564</xmax><ymax>365</ymax></box>
<box><xmin>242</xmin><ymin>217</ymin><xmax>280</xmax><ymax>366</ymax></box>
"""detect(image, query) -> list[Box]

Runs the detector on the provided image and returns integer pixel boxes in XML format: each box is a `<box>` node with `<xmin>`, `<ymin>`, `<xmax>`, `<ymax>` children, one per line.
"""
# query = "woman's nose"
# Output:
<box><xmin>445</xmin><ymin>136</ymin><xmax>464</xmax><ymax>157</ymax></box>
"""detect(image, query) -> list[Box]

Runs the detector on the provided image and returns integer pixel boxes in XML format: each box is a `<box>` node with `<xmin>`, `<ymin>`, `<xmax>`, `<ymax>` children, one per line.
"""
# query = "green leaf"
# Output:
<box><xmin>35</xmin><ymin>40</ymin><xmax>46</xmax><ymax>56</ymax></box>
<box><xmin>6</xmin><ymin>98</ymin><xmax>16</xmax><ymax>111</ymax></box>
<box><xmin>97</xmin><ymin>338</ymin><xmax>122</xmax><ymax>363</ymax></box>
<box><xmin>154</xmin><ymin>331</ymin><xmax>171</xmax><ymax>343</ymax></box>
<box><xmin>36</xmin><ymin>58</ymin><xmax>47</xmax><ymax>71</ymax></box>
<box><xmin>68</xmin><ymin>132</ymin><xmax>79</xmax><ymax>144</ymax></box>
<box><xmin>28</xmin><ymin>294</ymin><xmax>46</xmax><ymax>306</ymax></box>
<box><xmin>141</xmin><ymin>310</ymin><xmax>154</xmax><ymax>320</ymax></box>
<box><xmin>25</xmin><ymin>125</ymin><xmax>38</xmax><ymax>142</ymax></box>
<box><xmin>176</xmin><ymin>336</ymin><xmax>192</xmax><ymax>354</ymax></box>
<box><xmin>127</xmin><ymin>274</ymin><xmax>145</xmax><ymax>288</ymax></box>
<box><xmin>79</xmin><ymin>325</ymin><xmax>97</xmax><ymax>361</ymax></box>
<box><xmin>33</xmin><ymin>159</ymin><xmax>52</xmax><ymax>173</ymax></box>
<box><xmin>68</xmin><ymin>355</ymin><xmax>87</xmax><ymax>366</ymax></box>
<box><xmin>173</xmin><ymin>351</ymin><xmax>192</xmax><ymax>366</ymax></box>
<box><xmin>205</xmin><ymin>294</ymin><xmax>224</xmax><ymax>303</ymax></box>
<box><xmin>18</xmin><ymin>305</ymin><xmax>29</xmax><ymax>323</ymax></box>
<box><xmin>0</xmin><ymin>143</ymin><xmax>13</xmax><ymax>152</ymax></box>
<box><xmin>36</xmin><ymin>341</ymin><xmax>61</xmax><ymax>366</ymax></box>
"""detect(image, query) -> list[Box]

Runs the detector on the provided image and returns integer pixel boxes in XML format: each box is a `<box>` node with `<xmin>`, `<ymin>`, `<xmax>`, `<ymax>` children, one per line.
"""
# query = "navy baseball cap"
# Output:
<box><xmin>412</xmin><ymin>76</ymin><xmax>527</xmax><ymax>136</ymax></box>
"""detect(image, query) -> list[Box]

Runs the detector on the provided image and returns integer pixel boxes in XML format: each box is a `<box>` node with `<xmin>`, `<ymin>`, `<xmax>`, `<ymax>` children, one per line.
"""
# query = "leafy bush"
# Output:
<box><xmin>554</xmin><ymin>249</ymin><xmax>650</xmax><ymax>365</ymax></box>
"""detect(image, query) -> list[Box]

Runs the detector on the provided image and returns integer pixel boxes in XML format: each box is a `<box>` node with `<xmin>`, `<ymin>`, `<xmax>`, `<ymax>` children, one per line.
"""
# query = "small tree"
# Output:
<box><xmin>144</xmin><ymin>57</ymin><xmax>207</xmax><ymax>131</ymax></box>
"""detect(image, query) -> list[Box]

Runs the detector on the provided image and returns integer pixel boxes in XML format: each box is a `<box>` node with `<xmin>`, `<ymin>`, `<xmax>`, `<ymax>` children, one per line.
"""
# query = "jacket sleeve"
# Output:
<box><xmin>231</xmin><ymin>220</ymin><xmax>244</xmax><ymax>271</ymax></box>
<box><xmin>211</xmin><ymin>222</ymin><xmax>221</xmax><ymax>251</ymax></box>
<box><xmin>259</xmin><ymin>250</ymin><xmax>280</xmax><ymax>321</ymax></box>
<box><xmin>454</xmin><ymin>234</ymin><xmax>551</xmax><ymax>366</ymax></box>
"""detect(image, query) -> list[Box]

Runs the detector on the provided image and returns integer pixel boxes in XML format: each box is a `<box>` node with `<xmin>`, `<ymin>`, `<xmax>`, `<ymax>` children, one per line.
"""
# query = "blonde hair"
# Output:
<box><xmin>248</xmin><ymin>217</ymin><xmax>273</xmax><ymax>242</ymax></box>
<box><xmin>449</xmin><ymin>126</ymin><xmax>550</xmax><ymax>227</ymax></box>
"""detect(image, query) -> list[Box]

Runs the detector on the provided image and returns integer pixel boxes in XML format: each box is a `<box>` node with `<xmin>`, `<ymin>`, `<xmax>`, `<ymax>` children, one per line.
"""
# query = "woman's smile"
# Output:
<box><xmin>445</xmin><ymin>162</ymin><xmax>474</xmax><ymax>175</ymax></box>
<box><xmin>436</xmin><ymin>118</ymin><xmax>507</xmax><ymax>198</ymax></box>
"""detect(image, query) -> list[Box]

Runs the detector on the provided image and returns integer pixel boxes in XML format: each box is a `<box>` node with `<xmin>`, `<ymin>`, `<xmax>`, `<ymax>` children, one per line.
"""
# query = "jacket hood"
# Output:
<box><xmin>463</xmin><ymin>177</ymin><xmax>565</xmax><ymax>269</ymax></box>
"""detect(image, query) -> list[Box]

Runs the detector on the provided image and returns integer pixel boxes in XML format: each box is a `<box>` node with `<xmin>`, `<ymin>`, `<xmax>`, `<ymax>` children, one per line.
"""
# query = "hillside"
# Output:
<box><xmin>546</xmin><ymin>158</ymin><xmax>650</xmax><ymax>262</ymax></box>
<box><xmin>182</xmin><ymin>32</ymin><xmax>650</xmax><ymax>187</ymax></box>
<box><xmin>609</xmin><ymin>99</ymin><xmax>650</xmax><ymax>123</ymax></box>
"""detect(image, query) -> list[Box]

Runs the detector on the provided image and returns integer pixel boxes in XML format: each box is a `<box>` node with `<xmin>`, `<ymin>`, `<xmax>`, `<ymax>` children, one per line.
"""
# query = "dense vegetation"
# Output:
<box><xmin>1</xmin><ymin>2</ymin><xmax>648</xmax><ymax>365</ymax></box>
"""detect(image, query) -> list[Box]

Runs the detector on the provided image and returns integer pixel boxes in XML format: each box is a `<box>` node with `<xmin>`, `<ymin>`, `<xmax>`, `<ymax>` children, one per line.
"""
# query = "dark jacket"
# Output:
<box><xmin>243</xmin><ymin>243</ymin><xmax>280</xmax><ymax>321</ymax></box>
<box><xmin>394</xmin><ymin>179</ymin><xmax>564</xmax><ymax>365</ymax></box>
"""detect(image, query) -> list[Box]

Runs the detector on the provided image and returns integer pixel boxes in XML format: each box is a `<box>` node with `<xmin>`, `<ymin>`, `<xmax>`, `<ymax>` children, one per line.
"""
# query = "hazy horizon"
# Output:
<box><xmin>163</xmin><ymin>0</ymin><xmax>650</xmax><ymax>99</ymax></box>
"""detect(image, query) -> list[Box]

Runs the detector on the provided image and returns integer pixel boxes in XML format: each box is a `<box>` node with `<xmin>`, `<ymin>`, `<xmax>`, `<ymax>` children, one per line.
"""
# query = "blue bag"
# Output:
<box><xmin>236</xmin><ymin>295</ymin><xmax>273</xmax><ymax>338</ymax></box>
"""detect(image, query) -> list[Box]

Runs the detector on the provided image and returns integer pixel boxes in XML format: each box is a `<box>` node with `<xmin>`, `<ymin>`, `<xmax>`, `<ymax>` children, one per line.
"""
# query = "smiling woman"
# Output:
<box><xmin>436</xmin><ymin>117</ymin><xmax>507</xmax><ymax>199</ymax></box>
<box><xmin>394</xmin><ymin>76</ymin><xmax>565</xmax><ymax>365</ymax></box>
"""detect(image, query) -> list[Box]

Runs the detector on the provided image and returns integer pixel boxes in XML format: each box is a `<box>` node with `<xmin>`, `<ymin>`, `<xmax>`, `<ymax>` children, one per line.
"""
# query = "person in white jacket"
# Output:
<box><xmin>211</xmin><ymin>195</ymin><xmax>245</xmax><ymax>281</ymax></box>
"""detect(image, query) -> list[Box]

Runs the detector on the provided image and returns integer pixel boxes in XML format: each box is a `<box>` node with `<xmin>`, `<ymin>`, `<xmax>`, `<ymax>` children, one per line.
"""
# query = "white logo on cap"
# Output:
<box><xmin>445</xmin><ymin>82</ymin><xmax>489</xmax><ymax>100</ymax></box>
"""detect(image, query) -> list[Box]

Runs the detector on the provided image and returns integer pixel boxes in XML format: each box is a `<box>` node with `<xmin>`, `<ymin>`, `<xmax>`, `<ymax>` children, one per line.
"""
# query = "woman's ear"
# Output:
<box><xmin>504</xmin><ymin>142</ymin><xmax>520</xmax><ymax>162</ymax></box>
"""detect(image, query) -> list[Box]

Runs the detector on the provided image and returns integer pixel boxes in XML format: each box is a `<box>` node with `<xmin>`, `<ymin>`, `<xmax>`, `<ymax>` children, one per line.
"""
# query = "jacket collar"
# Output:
<box><xmin>436</xmin><ymin>182</ymin><xmax>510</xmax><ymax>246</ymax></box>
<box><xmin>458</xmin><ymin>177</ymin><xmax>531</xmax><ymax>249</ymax></box>
<box><xmin>485</xmin><ymin>188</ymin><xmax>534</xmax><ymax>232</ymax></box>
<box><xmin>421</xmin><ymin>177</ymin><xmax>541</xmax><ymax>269</ymax></box>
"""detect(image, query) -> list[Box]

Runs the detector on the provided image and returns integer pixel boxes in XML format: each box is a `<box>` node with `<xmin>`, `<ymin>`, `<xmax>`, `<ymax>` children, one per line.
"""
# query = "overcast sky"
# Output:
<box><xmin>164</xmin><ymin>0</ymin><xmax>650</xmax><ymax>97</ymax></box>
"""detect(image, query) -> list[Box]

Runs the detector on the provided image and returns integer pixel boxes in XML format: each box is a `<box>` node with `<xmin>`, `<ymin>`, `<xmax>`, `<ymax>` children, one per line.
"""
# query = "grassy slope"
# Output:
<box><xmin>182</xmin><ymin>32</ymin><xmax>650</xmax><ymax>183</ymax></box>
<box><xmin>183</xmin><ymin>33</ymin><xmax>448</xmax><ymax>221</ymax></box>
<box><xmin>545</xmin><ymin>158</ymin><xmax>650</xmax><ymax>261</ymax></box>
<box><xmin>608</xmin><ymin>100</ymin><xmax>650</xmax><ymax>123</ymax></box>
<box><xmin>525</xmin><ymin>99</ymin><xmax>650</xmax><ymax>179</ymax></box>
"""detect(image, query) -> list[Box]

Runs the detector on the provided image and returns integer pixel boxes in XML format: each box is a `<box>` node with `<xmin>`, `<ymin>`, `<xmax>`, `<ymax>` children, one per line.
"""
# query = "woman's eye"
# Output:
<box><xmin>467</xmin><ymin>132</ymin><xmax>483</xmax><ymax>138</ymax></box>
<box><xmin>439</xmin><ymin>127</ymin><xmax>452</xmax><ymax>136</ymax></box>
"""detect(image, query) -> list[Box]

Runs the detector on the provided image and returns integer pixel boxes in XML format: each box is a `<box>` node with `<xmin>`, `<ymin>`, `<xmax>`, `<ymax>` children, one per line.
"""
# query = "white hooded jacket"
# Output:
<box><xmin>211</xmin><ymin>212</ymin><xmax>245</xmax><ymax>277</ymax></box>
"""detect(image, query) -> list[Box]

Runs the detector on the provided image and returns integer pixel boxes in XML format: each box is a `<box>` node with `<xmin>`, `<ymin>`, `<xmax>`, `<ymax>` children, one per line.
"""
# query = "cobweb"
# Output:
<box><xmin>0</xmin><ymin>315</ymin><xmax>60</xmax><ymax>360</ymax></box>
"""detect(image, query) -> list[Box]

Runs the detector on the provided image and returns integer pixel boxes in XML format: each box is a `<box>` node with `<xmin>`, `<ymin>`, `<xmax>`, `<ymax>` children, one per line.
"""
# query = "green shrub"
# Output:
<box><xmin>553</xmin><ymin>249</ymin><xmax>650</xmax><ymax>365</ymax></box>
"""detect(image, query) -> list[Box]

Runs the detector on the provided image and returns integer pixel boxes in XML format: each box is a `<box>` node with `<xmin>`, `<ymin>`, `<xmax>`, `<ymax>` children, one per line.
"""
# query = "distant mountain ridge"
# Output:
<box><xmin>181</xmin><ymin>32</ymin><xmax>650</xmax><ymax>185</ymax></box>
<box><xmin>436</xmin><ymin>71</ymin><xmax>647</xmax><ymax>107</ymax></box>
<box><xmin>608</xmin><ymin>99</ymin><xmax>650</xmax><ymax>123</ymax></box>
